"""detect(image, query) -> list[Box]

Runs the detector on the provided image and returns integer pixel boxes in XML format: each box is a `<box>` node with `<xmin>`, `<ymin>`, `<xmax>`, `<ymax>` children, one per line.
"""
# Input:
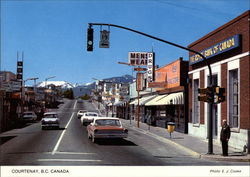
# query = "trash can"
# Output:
<box><xmin>167</xmin><ymin>122</ymin><xmax>175</xmax><ymax>138</ymax></box>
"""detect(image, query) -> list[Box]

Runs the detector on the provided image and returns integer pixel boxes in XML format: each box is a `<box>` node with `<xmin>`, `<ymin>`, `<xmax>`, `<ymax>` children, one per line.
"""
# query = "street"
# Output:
<box><xmin>0</xmin><ymin>99</ymin><xmax>247</xmax><ymax>166</ymax></box>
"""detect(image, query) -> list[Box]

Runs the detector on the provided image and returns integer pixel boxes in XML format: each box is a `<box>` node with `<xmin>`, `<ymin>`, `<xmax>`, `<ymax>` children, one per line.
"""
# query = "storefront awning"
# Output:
<box><xmin>129</xmin><ymin>95</ymin><xmax>156</xmax><ymax>106</ymax></box>
<box><xmin>114</xmin><ymin>101</ymin><xmax>125</xmax><ymax>106</ymax></box>
<box><xmin>145</xmin><ymin>95</ymin><xmax>167</xmax><ymax>106</ymax></box>
<box><xmin>145</xmin><ymin>92</ymin><xmax>183</xmax><ymax>106</ymax></box>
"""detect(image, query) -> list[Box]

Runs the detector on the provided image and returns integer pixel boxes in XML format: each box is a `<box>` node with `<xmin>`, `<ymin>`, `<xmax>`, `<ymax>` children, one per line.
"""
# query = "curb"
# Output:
<box><xmin>123</xmin><ymin>122</ymin><xmax>250</xmax><ymax>162</ymax></box>
<box><xmin>200</xmin><ymin>154</ymin><xmax>250</xmax><ymax>162</ymax></box>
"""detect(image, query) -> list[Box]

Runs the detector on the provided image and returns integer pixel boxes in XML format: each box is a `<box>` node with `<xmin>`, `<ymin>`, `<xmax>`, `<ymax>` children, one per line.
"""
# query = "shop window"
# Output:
<box><xmin>193</xmin><ymin>79</ymin><xmax>200</xmax><ymax>124</ymax></box>
<box><xmin>229</xmin><ymin>69</ymin><xmax>239</xmax><ymax>128</ymax></box>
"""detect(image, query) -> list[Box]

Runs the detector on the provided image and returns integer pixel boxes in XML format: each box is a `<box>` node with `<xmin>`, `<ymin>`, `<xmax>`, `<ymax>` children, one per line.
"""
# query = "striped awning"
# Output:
<box><xmin>145</xmin><ymin>95</ymin><xmax>167</xmax><ymax>106</ymax></box>
<box><xmin>129</xmin><ymin>95</ymin><xmax>156</xmax><ymax>106</ymax></box>
<box><xmin>114</xmin><ymin>101</ymin><xmax>125</xmax><ymax>106</ymax></box>
<box><xmin>145</xmin><ymin>92</ymin><xmax>183</xmax><ymax>106</ymax></box>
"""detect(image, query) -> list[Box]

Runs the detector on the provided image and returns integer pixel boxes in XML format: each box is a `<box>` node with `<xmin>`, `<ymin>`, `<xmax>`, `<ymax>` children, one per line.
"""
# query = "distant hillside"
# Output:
<box><xmin>73</xmin><ymin>75</ymin><xmax>134</xmax><ymax>97</ymax></box>
<box><xmin>102</xmin><ymin>74</ymin><xmax>134</xmax><ymax>83</ymax></box>
<box><xmin>37</xmin><ymin>81</ymin><xmax>74</xmax><ymax>88</ymax></box>
<box><xmin>72</xmin><ymin>83</ymin><xmax>95</xmax><ymax>97</ymax></box>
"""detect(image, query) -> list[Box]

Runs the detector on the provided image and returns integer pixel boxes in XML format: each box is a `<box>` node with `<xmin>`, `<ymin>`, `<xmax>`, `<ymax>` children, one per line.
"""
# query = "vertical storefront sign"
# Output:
<box><xmin>136</xmin><ymin>73</ymin><xmax>144</xmax><ymax>91</ymax></box>
<box><xmin>147</xmin><ymin>52</ymin><xmax>154</xmax><ymax>82</ymax></box>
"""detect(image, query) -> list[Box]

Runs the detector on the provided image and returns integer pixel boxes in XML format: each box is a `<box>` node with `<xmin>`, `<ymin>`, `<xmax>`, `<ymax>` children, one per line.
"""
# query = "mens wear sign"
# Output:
<box><xmin>128</xmin><ymin>52</ymin><xmax>155</xmax><ymax>82</ymax></box>
<box><xmin>189</xmin><ymin>34</ymin><xmax>240</xmax><ymax>65</ymax></box>
<box><xmin>128</xmin><ymin>52</ymin><xmax>153</xmax><ymax>66</ymax></box>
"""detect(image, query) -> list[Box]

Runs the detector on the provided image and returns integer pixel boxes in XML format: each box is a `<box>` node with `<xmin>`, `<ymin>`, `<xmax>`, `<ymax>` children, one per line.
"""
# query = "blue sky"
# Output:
<box><xmin>1</xmin><ymin>0</ymin><xmax>249</xmax><ymax>85</ymax></box>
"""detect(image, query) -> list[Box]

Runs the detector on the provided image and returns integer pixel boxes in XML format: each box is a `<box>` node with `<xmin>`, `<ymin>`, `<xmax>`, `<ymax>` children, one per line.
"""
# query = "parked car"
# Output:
<box><xmin>77</xmin><ymin>110</ymin><xmax>87</xmax><ymax>119</ymax></box>
<box><xmin>21</xmin><ymin>111</ymin><xmax>37</xmax><ymax>122</ymax></box>
<box><xmin>80</xmin><ymin>112</ymin><xmax>99</xmax><ymax>125</ymax></box>
<box><xmin>87</xmin><ymin>117</ymin><xmax>128</xmax><ymax>143</ymax></box>
<box><xmin>41</xmin><ymin>112</ymin><xmax>60</xmax><ymax>130</ymax></box>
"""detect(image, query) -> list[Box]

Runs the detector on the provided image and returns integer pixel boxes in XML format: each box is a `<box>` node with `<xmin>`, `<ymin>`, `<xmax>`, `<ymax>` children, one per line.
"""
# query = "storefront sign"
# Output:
<box><xmin>136</xmin><ymin>73</ymin><xmax>144</xmax><ymax>91</ymax></box>
<box><xmin>147</xmin><ymin>52</ymin><xmax>154</xmax><ymax>82</ymax></box>
<box><xmin>149</xmin><ymin>59</ymin><xmax>180</xmax><ymax>89</ymax></box>
<box><xmin>128</xmin><ymin>52</ymin><xmax>149</xmax><ymax>66</ymax></box>
<box><xmin>189</xmin><ymin>34</ymin><xmax>240</xmax><ymax>65</ymax></box>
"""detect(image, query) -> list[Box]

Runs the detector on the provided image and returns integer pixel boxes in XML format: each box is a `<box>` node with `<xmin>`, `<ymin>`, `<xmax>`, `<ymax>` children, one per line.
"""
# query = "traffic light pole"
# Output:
<box><xmin>88</xmin><ymin>23</ymin><xmax>214</xmax><ymax>154</ymax></box>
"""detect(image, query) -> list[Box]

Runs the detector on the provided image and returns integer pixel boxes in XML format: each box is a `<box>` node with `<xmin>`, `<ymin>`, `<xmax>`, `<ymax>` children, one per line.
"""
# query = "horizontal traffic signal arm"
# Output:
<box><xmin>87</xmin><ymin>23</ymin><xmax>212</xmax><ymax>83</ymax></box>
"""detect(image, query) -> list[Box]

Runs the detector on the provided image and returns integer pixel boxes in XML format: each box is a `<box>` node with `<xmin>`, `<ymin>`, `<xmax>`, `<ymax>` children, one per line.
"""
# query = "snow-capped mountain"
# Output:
<box><xmin>37</xmin><ymin>81</ymin><xmax>74</xmax><ymax>89</ymax></box>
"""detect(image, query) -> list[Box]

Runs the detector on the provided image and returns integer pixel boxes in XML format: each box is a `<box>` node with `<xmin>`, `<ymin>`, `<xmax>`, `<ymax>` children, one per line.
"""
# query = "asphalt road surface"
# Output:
<box><xmin>0</xmin><ymin>99</ymin><xmax>247</xmax><ymax>166</ymax></box>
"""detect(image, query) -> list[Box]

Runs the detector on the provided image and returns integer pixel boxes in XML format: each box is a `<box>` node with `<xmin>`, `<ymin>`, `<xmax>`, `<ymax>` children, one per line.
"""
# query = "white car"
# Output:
<box><xmin>77</xmin><ymin>110</ymin><xmax>87</xmax><ymax>119</ymax></box>
<box><xmin>41</xmin><ymin>112</ymin><xmax>60</xmax><ymax>130</ymax></box>
<box><xmin>80</xmin><ymin>112</ymin><xmax>99</xmax><ymax>125</ymax></box>
<box><xmin>21</xmin><ymin>111</ymin><xmax>37</xmax><ymax>122</ymax></box>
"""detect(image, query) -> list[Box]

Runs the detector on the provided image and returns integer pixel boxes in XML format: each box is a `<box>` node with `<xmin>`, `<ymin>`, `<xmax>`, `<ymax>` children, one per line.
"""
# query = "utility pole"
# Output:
<box><xmin>88</xmin><ymin>23</ymin><xmax>214</xmax><ymax>154</ymax></box>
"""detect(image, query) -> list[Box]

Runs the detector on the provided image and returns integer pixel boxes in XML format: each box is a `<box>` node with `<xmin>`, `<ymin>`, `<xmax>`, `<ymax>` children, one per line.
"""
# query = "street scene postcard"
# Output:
<box><xmin>0</xmin><ymin>0</ymin><xmax>249</xmax><ymax>177</ymax></box>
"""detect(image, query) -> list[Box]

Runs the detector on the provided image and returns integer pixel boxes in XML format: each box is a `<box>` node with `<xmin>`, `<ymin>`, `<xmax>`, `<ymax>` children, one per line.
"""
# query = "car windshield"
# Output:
<box><xmin>85</xmin><ymin>113</ymin><xmax>98</xmax><ymax>116</ymax></box>
<box><xmin>95</xmin><ymin>119</ymin><xmax>121</xmax><ymax>126</ymax></box>
<box><xmin>44</xmin><ymin>114</ymin><xmax>57</xmax><ymax>118</ymax></box>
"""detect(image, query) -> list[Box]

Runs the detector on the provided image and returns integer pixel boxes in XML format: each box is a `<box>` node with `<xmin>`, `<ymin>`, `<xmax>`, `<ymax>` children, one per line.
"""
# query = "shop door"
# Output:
<box><xmin>207</xmin><ymin>75</ymin><xmax>218</xmax><ymax>138</ymax></box>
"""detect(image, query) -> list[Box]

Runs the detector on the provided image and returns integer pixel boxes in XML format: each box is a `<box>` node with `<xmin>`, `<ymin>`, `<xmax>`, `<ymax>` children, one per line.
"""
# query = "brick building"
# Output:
<box><xmin>188</xmin><ymin>11</ymin><xmax>249</xmax><ymax>152</ymax></box>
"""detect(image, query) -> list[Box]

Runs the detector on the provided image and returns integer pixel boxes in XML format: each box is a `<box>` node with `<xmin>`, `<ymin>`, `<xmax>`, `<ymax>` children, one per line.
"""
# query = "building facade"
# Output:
<box><xmin>188</xmin><ymin>11</ymin><xmax>250</xmax><ymax>152</ymax></box>
<box><xmin>147</xmin><ymin>57</ymin><xmax>189</xmax><ymax>133</ymax></box>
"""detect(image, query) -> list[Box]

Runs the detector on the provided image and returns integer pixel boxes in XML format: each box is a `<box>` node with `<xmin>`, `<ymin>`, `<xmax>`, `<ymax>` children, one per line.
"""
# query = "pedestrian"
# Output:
<box><xmin>220</xmin><ymin>119</ymin><xmax>231</xmax><ymax>156</ymax></box>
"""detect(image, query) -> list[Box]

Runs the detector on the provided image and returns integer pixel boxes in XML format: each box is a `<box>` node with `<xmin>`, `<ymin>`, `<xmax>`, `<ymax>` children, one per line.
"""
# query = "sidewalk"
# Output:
<box><xmin>119</xmin><ymin>118</ymin><xmax>250</xmax><ymax>162</ymax></box>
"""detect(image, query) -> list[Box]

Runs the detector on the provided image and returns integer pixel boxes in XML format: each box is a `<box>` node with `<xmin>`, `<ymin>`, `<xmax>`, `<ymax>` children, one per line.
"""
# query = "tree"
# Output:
<box><xmin>63</xmin><ymin>89</ymin><xmax>74</xmax><ymax>99</ymax></box>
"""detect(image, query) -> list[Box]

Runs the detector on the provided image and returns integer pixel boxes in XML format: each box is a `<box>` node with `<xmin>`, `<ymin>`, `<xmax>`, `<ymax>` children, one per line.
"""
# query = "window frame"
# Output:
<box><xmin>228</xmin><ymin>68</ymin><xmax>240</xmax><ymax>132</ymax></box>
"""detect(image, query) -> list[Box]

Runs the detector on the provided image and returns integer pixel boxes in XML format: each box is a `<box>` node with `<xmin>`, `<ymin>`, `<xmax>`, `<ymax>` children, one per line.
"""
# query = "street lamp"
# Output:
<box><xmin>92</xmin><ymin>78</ymin><xmax>102</xmax><ymax>110</ymax></box>
<box><xmin>45</xmin><ymin>76</ymin><xmax>56</xmax><ymax>88</ymax></box>
<box><xmin>117</xmin><ymin>61</ymin><xmax>142</xmax><ymax>127</ymax></box>
<box><xmin>44</xmin><ymin>76</ymin><xmax>56</xmax><ymax>108</ymax></box>
<box><xmin>25</xmin><ymin>77</ymin><xmax>39</xmax><ymax>101</ymax></box>
<box><xmin>22</xmin><ymin>77</ymin><xmax>39</xmax><ymax>113</ymax></box>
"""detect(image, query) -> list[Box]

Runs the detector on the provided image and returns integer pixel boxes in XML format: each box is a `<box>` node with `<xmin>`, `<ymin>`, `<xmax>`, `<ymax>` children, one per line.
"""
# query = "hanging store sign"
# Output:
<box><xmin>99</xmin><ymin>30</ymin><xmax>110</xmax><ymax>48</ymax></box>
<box><xmin>0</xmin><ymin>81</ymin><xmax>22</xmax><ymax>91</ymax></box>
<box><xmin>147</xmin><ymin>52</ymin><xmax>154</xmax><ymax>82</ymax></box>
<box><xmin>189</xmin><ymin>34</ymin><xmax>240</xmax><ymax>65</ymax></box>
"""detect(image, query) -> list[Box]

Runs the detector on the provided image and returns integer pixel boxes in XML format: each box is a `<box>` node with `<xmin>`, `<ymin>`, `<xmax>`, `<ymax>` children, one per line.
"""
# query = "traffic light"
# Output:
<box><xmin>214</xmin><ymin>86</ymin><xmax>225</xmax><ymax>103</ymax></box>
<box><xmin>198</xmin><ymin>87</ymin><xmax>214</xmax><ymax>103</ymax></box>
<box><xmin>87</xmin><ymin>27</ymin><xmax>93</xmax><ymax>51</ymax></box>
